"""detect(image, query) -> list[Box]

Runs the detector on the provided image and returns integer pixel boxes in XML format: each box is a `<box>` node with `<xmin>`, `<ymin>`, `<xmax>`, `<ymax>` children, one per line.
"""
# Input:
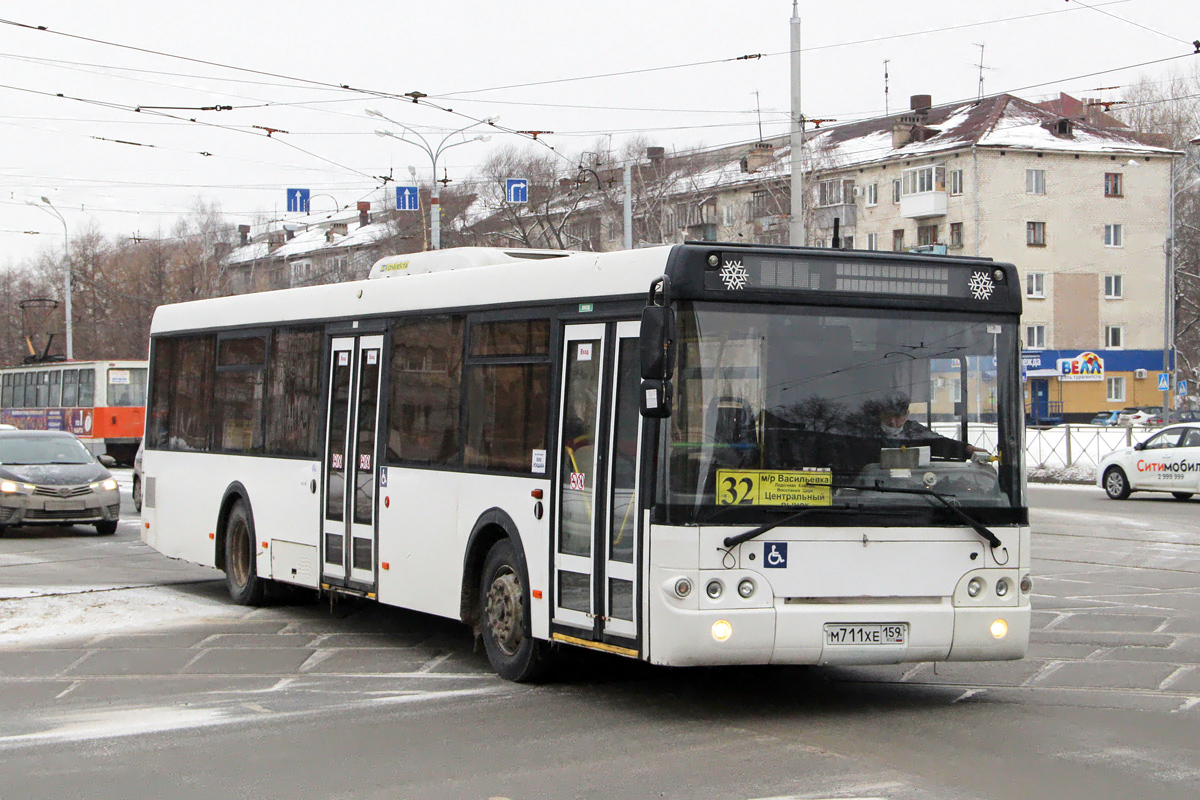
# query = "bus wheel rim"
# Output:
<box><xmin>230</xmin><ymin>520</ymin><xmax>250</xmax><ymax>586</ymax></box>
<box><xmin>486</xmin><ymin>567</ymin><xmax>524</xmax><ymax>656</ymax></box>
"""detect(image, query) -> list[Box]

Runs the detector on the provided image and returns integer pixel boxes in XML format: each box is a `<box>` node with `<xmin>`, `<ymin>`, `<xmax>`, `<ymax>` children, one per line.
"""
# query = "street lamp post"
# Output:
<box><xmin>367</xmin><ymin>109</ymin><xmax>496</xmax><ymax>250</ymax></box>
<box><xmin>26</xmin><ymin>197</ymin><xmax>72</xmax><ymax>360</ymax></box>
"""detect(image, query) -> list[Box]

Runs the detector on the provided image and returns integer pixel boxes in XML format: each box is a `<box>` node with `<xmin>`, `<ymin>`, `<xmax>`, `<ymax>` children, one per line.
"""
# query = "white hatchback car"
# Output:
<box><xmin>1098</xmin><ymin>424</ymin><xmax>1200</xmax><ymax>500</ymax></box>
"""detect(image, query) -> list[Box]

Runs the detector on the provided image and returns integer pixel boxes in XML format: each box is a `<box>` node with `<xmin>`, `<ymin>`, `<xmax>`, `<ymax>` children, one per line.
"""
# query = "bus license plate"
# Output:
<box><xmin>824</xmin><ymin>623</ymin><xmax>907</xmax><ymax>646</ymax></box>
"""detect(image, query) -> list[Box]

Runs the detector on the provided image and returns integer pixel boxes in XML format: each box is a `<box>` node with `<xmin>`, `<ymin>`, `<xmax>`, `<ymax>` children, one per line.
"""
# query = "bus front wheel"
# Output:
<box><xmin>224</xmin><ymin>500</ymin><xmax>266</xmax><ymax>605</ymax></box>
<box><xmin>480</xmin><ymin>539</ymin><xmax>552</xmax><ymax>682</ymax></box>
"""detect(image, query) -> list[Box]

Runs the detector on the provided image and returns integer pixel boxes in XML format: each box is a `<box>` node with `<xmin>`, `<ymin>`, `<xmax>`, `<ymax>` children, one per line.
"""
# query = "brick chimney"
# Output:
<box><xmin>892</xmin><ymin>95</ymin><xmax>932</xmax><ymax>149</ymax></box>
<box><xmin>267</xmin><ymin>231</ymin><xmax>285</xmax><ymax>252</ymax></box>
<box><xmin>238</xmin><ymin>224</ymin><xmax>251</xmax><ymax>246</ymax></box>
<box><xmin>742</xmin><ymin>142</ymin><xmax>775</xmax><ymax>174</ymax></box>
<box><xmin>357</xmin><ymin>201</ymin><xmax>370</xmax><ymax>227</ymax></box>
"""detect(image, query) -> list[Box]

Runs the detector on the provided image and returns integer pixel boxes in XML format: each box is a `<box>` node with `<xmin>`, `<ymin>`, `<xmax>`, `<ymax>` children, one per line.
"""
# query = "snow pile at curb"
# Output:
<box><xmin>1028</xmin><ymin>464</ymin><xmax>1096</xmax><ymax>484</ymax></box>
<box><xmin>0</xmin><ymin>585</ymin><xmax>253</xmax><ymax>648</ymax></box>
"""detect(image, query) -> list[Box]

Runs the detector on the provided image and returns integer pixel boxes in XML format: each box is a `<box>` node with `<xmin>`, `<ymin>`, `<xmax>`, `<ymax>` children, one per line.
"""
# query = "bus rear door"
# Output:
<box><xmin>554</xmin><ymin>321</ymin><xmax>642</xmax><ymax>652</ymax></box>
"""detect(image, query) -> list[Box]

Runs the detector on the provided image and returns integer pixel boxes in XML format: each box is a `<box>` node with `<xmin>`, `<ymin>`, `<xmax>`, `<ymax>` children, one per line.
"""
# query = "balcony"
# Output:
<box><xmin>900</xmin><ymin>164</ymin><xmax>947</xmax><ymax>219</ymax></box>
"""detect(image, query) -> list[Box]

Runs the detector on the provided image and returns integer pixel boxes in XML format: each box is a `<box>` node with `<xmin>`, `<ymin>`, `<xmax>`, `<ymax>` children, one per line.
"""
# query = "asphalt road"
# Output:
<box><xmin>0</xmin><ymin>476</ymin><xmax>1198</xmax><ymax>800</ymax></box>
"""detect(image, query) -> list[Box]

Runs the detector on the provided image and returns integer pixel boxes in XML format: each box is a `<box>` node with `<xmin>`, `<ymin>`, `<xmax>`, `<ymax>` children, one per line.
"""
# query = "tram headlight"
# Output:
<box><xmin>990</xmin><ymin>618</ymin><xmax>1009</xmax><ymax>639</ymax></box>
<box><xmin>737</xmin><ymin>579</ymin><xmax>755</xmax><ymax>598</ymax></box>
<box><xmin>673</xmin><ymin>578</ymin><xmax>693</xmax><ymax>598</ymax></box>
<box><xmin>705</xmin><ymin>580</ymin><xmax>723</xmax><ymax>599</ymax></box>
<box><xmin>995</xmin><ymin>578</ymin><xmax>1010</xmax><ymax>597</ymax></box>
<box><xmin>711</xmin><ymin>619</ymin><xmax>732</xmax><ymax>641</ymax></box>
<box><xmin>967</xmin><ymin>577</ymin><xmax>983</xmax><ymax>598</ymax></box>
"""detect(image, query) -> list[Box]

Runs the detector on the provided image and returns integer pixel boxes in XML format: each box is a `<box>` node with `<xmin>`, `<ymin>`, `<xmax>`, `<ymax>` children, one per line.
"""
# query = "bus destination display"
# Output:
<box><xmin>705</xmin><ymin>252</ymin><xmax>1003</xmax><ymax>302</ymax></box>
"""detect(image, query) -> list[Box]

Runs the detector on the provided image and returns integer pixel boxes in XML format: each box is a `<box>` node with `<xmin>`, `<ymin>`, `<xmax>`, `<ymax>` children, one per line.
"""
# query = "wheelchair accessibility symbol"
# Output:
<box><xmin>763</xmin><ymin>542</ymin><xmax>788</xmax><ymax>568</ymax></box>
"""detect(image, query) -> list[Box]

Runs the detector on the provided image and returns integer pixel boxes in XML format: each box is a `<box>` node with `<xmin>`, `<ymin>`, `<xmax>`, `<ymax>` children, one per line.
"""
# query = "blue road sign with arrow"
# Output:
<box><xmin>287</xmin><ymin>188</ymin><xmax>310</xmax><ymax>213</ymax></box>
<box><xmin>396</xmin><ymin>186</ymin><xmax>420</xmax><ymax>211</ymax></box>
<box><xmin>506</xmin><ymin>178</ymin><xmax>528</xmax><ymax>204</ymax></box>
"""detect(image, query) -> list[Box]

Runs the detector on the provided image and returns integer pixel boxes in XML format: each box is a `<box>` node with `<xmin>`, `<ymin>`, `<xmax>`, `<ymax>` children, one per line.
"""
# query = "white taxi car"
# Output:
<box><xmin>1098</xmin><ymin>424</ymin><xmax>1200</xmax><ymax>500</ymax></box>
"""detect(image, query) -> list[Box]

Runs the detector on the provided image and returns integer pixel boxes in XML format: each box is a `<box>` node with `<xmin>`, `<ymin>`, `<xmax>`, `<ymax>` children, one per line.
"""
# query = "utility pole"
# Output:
<box><xmin>27</xmin><ymin>197</ymin><xmax>71</xmax><ymax>360</ymax></box>
<box><xmin>788</xmin><ymin>0</ymin><xmax>805</xmax><ymax>247</ymax></box>
<box><xmin>623</xmin><ymin>162</ymin><xmax>633</xmax><ymax>250</ymax></box>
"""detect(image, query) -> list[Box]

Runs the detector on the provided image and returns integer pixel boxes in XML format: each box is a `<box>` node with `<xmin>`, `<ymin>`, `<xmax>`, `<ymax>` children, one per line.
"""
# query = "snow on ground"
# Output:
<box><xmin>0</xmin><ymin>585</ymin><xmax>253</xmax><ymax>648</ymax></box>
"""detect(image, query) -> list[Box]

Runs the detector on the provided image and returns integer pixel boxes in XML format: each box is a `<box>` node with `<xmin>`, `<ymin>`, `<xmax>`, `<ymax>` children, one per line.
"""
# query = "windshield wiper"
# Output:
<box><xmin>722</xmin><ymin>504</ymin><xmax>860</xmax><ymax>548</ymax></box>
<box><xmin>834</xmin><ymin>481</ymin><xmax>1002</xmax><ymax>549</ymax></box>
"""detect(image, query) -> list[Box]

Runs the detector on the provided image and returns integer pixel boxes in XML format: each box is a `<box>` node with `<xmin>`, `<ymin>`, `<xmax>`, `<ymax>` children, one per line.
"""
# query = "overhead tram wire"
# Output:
<box><xmin>1064</xmin><ymin>0</ymin><xmax>1198</xmax><ymax>49</ymax></box>
<box><xmin>0</xmin><ymin>79</ymin><xmax>379</xmax><ymax>181</ymax></box>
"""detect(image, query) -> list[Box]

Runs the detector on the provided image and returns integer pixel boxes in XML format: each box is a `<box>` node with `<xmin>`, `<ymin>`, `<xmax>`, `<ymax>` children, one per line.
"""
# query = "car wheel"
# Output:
<box><xmin>480</xmin><ymin>539</ymin><xmax>553</xmax><ymax>683</ymax></box>
<box><xmin>224</xmin><ymin>500</ymin><xmax>266</xmax><ymax>606</ymax></box>
<box><xmin>1103</xmin><ymin>467</ymin><xmax>1132</xmax><ymax>500</ymax></box>
<box><xmin>1172</xmin><ymin>492</ymin><xmax>1194</xmax><ymax>501</ymax></box>
<box><xmin>94</xmin><ymin>520</ymin><xmax>118</xmax><ymax>535</ymax></box>
<box><xmin>132</xmin><ymin>475</ymin><xmax>142</xmax><ymax>512</ymax></box>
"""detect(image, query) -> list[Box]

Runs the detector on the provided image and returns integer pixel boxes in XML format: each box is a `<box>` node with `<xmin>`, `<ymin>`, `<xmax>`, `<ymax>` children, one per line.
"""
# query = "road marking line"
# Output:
<box><xmin>298</xmin><ymin>649</ymin><xmax>336</xmax><ymax>672</ymax></box>
<box><xmin>417</xmin><ymin>652</ymin><xmax>453</xmax><ymax>673</ymax></box>
<box><xmin>1157</xmin><ymin>665</ymin><xmax>1195</xmax><ymax>691</ymax></box>
<box><xmin>953</xmin><ymin>688</ymin><xmax>987</xmax><ymax>703</ymax></box>
<box><xmin>54</xmin><ymin>681</ymin><xmax>82</xmax><ymax>700</ymax></box>
<box><xmin>1171</xmin><ymin>697</ymin><xmax>1200</xmax><ymax>714</ymax></box>
<box><xmin>242</xmin><ymin>702</ymin><xmax>272</xmax><ymax>714</ymax></box>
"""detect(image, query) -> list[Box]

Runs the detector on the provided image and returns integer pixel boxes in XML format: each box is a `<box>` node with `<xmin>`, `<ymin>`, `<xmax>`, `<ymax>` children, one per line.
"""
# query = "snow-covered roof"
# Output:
<box><xmin>224</xmin><ymin>208</ymin><xmax>393</xmax><ymax>266</ymax></box>
<box><xmin>806</xmin><ymin>93</ymin><xmax>1178</xmax><ymax>172</ymax></box>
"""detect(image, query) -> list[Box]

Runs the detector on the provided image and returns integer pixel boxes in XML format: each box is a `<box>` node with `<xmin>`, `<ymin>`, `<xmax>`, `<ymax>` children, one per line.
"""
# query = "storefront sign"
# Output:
<box><xmin>1057</xmin><ymin>351</ymin><xmax>1104</xmax><ymax>381</ymax></box>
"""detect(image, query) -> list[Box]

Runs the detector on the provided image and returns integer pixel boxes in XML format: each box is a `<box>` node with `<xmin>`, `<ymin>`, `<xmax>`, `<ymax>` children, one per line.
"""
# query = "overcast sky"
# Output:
<box><xmin>1</xmin><ymin>0</ymin><xmax>1195</xmax><ymax>267</ymax></box>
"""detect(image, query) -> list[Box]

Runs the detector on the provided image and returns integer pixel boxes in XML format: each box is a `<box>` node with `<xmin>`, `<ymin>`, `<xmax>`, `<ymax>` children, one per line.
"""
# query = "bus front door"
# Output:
<box><xmin>554</xmin><ymin>321</ymin><xmax>642</xmax><ymax>651</ymax></box>
<box><xmin>321</xmin><ymin>335</ymin><xmax>384</xmax><ymax>592</ymax></box>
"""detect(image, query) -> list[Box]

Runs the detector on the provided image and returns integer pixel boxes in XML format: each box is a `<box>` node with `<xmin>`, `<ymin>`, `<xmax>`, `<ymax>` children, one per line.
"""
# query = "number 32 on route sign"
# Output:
<box><xmin>715</xmin><ymin>469</ymin><xmax>832</xmax><ymax>506</ymax></box>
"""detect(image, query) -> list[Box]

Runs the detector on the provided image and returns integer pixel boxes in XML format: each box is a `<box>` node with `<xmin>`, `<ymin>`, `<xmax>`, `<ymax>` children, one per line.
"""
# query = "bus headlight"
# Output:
<box><xmin>737</xmin><ymin>579</ymin><xmax>755</xmax><ymax>598</ymax></box>
<box><xmin>1020</xmin><ymin>575</ymin><xmax>1033</xmax><ymax>594</ymax></box>
<box><xmin>990</xmin><ymin>619</ymin><xmax>1009</xmax><ymax>639</ymax></box>
<box><xmin>711</xmin><ymin>619</ymin><xmax>732</xmax><ymax>641</ymax></box>
<box><xmin>705</xmin><ymin>580</ymin><xmax>723</xmax><ymax>599</ymax></box>
<box><xmin>967</xmin><ymin>577</ymin><xmax>983</xmax><ymax>598</ymax></box>
<box><xmin>673</xmin><ymin>578</ymin><xmax>693</xmax><ymax>598</ymax></box>
<box><xmin>995</xmin><ymin>578</ymin><xmax>1010</xmax><ymax>597</ymax></box>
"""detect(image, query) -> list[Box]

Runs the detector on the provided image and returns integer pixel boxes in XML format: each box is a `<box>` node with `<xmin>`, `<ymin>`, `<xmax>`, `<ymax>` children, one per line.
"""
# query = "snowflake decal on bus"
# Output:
<box><xmin>719</xmin><ymin>259</ymin><xmax>749</xmax><ymax>290</ymax></box>
<box><xmin>968</xmin><ymin>271</ymin><xmax>995</xmax><ymax>300</ymax></box>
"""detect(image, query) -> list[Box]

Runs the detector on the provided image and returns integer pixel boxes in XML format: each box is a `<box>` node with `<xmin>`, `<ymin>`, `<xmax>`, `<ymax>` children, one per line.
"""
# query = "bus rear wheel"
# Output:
<box><xmin>480</xmin><ymin>539</ymin><xmax>552</xmax><ymax>682</ymax></box>
<box><xmin>224</xmin><ymin>500</ymin><xmax>266</xmax><ymax>605</ymax></box>
<box><xmin>1172</xmin><ymin>492</ymin><xmax>1193</xmax><ymax>501</ymax></box>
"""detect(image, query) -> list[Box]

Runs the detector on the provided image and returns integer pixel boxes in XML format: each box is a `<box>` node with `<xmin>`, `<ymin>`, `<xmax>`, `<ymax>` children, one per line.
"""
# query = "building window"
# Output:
<box><xmin>1107</xmin><ymin>376</ymin><xmax>1126</xmax><ymax>402</ymax></box>
<box><xmin>949</xmin><ymin>169</ymin><xmax>963</xmax><ymax>196</ymax></box>
<box><xmin>866</xmin><ymin>232</ymin><xmax>878</xmax><ymax>250</ymax></box>
<box><xmin>892</xmin><ymin>229</ymin><xmax>905</xmax><ymax>251</ymax></box>
<box><xmin>1026</xmin><ymin>169</ymin><xmax>1045</xmax><ymax>195</ymax></box>
<box><xmin>866</xmin><ymin>182</ymin><xmax>878</xmax><ymax>206</ymax></box>
<box><xmin>1026</xmin><ymin>272</ymin><xmax>1045</xmax><ymax>298</ymax></box>
<box><xmin>949</xmin><ymin>221</ymin><xmax>963</xmax><ymax>248</ymax></box>
<box><xmin>892</xmin><ymin>179</ymin><xmax>901</xmax><ymax>204</ymax></box>
<box><xmin>749</xmin><ymin>190</ymin><xmax>770</xmax><ymax>219</ymax></box>
<box><xmin>1026</xmin><ymin>221</ymin><xmax>1046</xmax><ymax>246</ymax></box>
<box><xmin>1105</xmin><ymin>274</ymin><xmax>1123</xmax><ymax>299</ymax></box>
<box><xmin>1105</xmin><ymin>172</ymin><xmax>1123</xmax><ymax>197</ymax></box>
<box><xmin>842</xmin><ymin>235</ymin><xmax>854</xmax><ymax>249</ymax></box>
<box><xmin>1025</xmin><ymin>324</ymin><xmax>1045</xmax><ymax>349</ymax></box>
<box><xmin>1105</xmin><ymin>325</ymin><xmax>1124</xmax><ymax>348</ymax></box>
<box><xmin>917</xmin><ymin>224</ymin><xmax>938</xmax><ymax>246</ymax></box>
<box><xmin>1104</xmin><ymin>224</ymin><xmax>1123</xmax><ymax>247</ymax></box>
<box><xmin>723</xmin><ymin>204</ymin><xmax>734</xmax><ymax>225</ymax></box>
<box><xmin>817</xmin><ymin>179</ymin><xmax>853</xmax><ymax>207</ymax></box>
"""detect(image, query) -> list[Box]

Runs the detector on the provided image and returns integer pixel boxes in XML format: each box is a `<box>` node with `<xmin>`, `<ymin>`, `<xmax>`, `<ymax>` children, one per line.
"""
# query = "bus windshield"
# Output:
<box><xmin>661</xmin><ymin>301</ymin><xmax>1022</xmax><ymax>523</ymax></box>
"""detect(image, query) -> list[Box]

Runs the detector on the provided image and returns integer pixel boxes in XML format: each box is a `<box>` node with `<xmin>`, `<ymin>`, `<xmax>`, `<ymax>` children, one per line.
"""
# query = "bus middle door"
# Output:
<box><xmin>321</xmin><ymin>334</ymin><xmax>383</xmax><ymax>592</ymax></box>
<box><xmin>553</xmin><ymin>321</ymin><xmax>642</xmax><ymax>653</ymax></box>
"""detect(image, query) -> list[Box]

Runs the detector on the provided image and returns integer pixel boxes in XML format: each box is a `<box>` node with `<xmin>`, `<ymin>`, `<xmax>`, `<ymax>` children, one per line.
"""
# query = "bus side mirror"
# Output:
<box><xmin>640</xmin><ymin>305</ymin><xmax>675</xmax><ymax>380</ymax></box>
<box><xmin>640</xmin><ymin>379</ymin><xmax>672</xmax><ymax>418</ymax></box>
<box><xmin>98</xmin><ymin>454</ymin><xmax>116</xmax><ymax>467</ymax></box>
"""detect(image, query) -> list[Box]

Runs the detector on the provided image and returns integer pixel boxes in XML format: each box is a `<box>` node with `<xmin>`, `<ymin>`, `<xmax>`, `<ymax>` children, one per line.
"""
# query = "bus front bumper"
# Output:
<box><xmin>646</xmin><ymin>597</ymin><xmax>1030</xmax><ymax>667</ymax></box>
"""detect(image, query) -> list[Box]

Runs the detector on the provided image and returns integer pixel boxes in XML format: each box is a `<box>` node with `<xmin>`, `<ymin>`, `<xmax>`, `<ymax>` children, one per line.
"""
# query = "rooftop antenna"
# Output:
<box><xmin>973</xmin><ymin>43</ymin><xmax>995</xmax><ymax>100</ymax></box>
<box><xmin>883</xmin><ymin>59</ymin><xmax>890</xmax><ymax>116</ymax></box>
<box><xmin>754</xmin><ymin>90</ymin><xmax>764</xmax><ymax>142</ymax></box>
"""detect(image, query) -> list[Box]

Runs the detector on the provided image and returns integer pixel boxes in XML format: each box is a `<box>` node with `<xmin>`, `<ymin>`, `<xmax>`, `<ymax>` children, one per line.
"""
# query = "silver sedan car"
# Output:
<box><xmin>0</xmin><ymin>430</ymin><xmax>121</xmax><ymax>536</ymax></box>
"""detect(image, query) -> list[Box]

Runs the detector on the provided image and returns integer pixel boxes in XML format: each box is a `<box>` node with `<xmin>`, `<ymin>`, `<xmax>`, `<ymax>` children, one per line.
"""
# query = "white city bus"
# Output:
<box><xmin>141</xmin><ymin>243</ymin><xmax>1029</xmax><ymax>681</ymax></box>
